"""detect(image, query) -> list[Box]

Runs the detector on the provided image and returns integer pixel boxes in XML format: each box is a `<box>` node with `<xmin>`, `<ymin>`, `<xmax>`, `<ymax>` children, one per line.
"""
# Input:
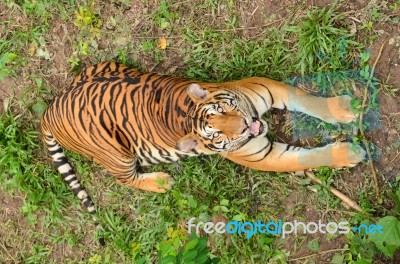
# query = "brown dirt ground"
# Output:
<box><xmin>0</xmin><ymin>0</ymin><xmax>399</xmax><ymax>262</ymax></box>
<box><xmin>0</xmin><ymin>192</ymin><xmax>27</xmax><ymax>262</ymax></box>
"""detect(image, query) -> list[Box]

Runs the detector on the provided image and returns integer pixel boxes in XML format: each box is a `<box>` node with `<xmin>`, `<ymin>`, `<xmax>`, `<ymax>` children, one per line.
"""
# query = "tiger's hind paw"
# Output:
<box><xmin>138</xmin><ymin>172</ymin><xmax>175</xmax><ymax>193</ymax></box>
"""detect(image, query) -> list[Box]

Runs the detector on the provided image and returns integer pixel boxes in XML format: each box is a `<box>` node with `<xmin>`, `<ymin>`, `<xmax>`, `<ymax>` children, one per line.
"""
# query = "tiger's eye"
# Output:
<box><xmin>217</xmin><ymin>106</ymin><xmax>224</xmax><ymax>113</ymax></box>
<box><xmin>213</xmin><ymin>131</ymin><xmax>221</xmax><ymax>138</ymax></box>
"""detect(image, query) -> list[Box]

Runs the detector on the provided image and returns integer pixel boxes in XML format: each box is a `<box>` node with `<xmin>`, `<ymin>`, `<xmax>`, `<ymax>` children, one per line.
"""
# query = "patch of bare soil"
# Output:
<box><xmin>371</xmin><ymin>94</ymin><xmax>400</xmax><ymax>183</ymax></box>
<box><xmin>366</xmin><ymin>21</ymin><xmax>400</xmax><ymax>184</ymax></box>
<box><xmin>0</xmin><ymin>191</ymin><xmax>26</xmax><ymax>262</ymax></box>
<box><xmin>43</xmin><ymin>21</ymin><xmax>73</xmax><ymax>90</ymax></box>
<box><xmin>276</xmin><ymin>191</ymin><xmax>347</xmax><ymax>263</ymax></box>
<box><xmin>0</xmin><ymin>78</ymin><xmax>11</xmax><ymax>114</ymax></box>
<box><xmin>236</xmin><ymin>0</ymin><xmax>294</xmax><ymax>39</ymax></box>
<box><xmin>371</xmin><ymin>25</ymin><xmax>400</xmax><ymax>91</ymax></box>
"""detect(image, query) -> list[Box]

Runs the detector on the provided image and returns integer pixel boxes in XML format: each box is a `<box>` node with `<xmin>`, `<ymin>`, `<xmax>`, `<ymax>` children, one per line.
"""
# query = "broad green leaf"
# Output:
<box><xmin>32</xmin><ymin>99</ymin><xmax>48</xmax><ymax>115</ymax></box>
<box><xmin>183</xmin><ymin>238</ymin><xmax>198</xmax><ymax>252</ymax></box>
<box><xmin>307</xmin><ymin>239</ymin><xmax>320</xmax><ymax>252</ymax></box>
<box><xmin>182</xmin><ymin>250</ymin><xmax>197</xmax><ymax>262</ymax></box>
<box><xmin>330</xmin><ymin>253</ymin><xmax>344</xmax><ymax>264</ymax></box>
<box><xmin>195</xmin><ymin>237</ymin><xmax>207</xmax><ymax>251</ymax></box>
<box><xmin>195</xmin><ymin>254</ymin><xmax>209</xmax><ymax>264</ymax></box>
<box><xmin>368</xmin><ymin>216</ymin><xmax>400</xmax><ymax>257</ymax></box>
<box><xmin>159</xmin><ymin>255</ymin><xmax>175</xmax><ymax>264</ymax></box>
<box><xmin>353</xmin><ymin>259</ymin><xmax>372</xmax><ymax>264</ymax></box>
<box><xmin>0</xmin><ymin>52</ymin><xmax>17</xmax><ymax>65</ymax></box>
<box><xmin>220</xmin><ymin>199</ymin><xmax>229</xmax><ymax>206</ymax></box>
<box><xmin>188</xmin><ymin>196</ymin><xmax>197</xmax><ymax>208</ymax></box>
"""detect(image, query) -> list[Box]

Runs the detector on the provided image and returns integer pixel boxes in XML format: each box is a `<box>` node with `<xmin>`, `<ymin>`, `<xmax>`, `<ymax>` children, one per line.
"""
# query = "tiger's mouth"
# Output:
<box><xmin>248</xmin><ymin>118</ymin><xmax>264</xmax><ymax>137</ymax></box>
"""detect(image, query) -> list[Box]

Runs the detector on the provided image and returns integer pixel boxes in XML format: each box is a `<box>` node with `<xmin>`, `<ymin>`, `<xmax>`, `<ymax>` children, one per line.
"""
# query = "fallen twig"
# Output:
<box><xmin>304</xmin><ymin>170</ymin><xmax>363</xmax><ymax>213</ymax></box>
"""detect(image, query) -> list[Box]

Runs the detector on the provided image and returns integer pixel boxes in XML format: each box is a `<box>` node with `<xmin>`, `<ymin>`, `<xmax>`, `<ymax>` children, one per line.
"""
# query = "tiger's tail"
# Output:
<box><xmin>41</xmin><ymin>129</ymin><xmax>105</xmax><ymax>245</ymax></box>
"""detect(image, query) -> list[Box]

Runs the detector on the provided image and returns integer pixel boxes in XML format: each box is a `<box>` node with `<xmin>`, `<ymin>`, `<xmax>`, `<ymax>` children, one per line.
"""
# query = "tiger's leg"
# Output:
<box><xmin>224</xmin><ymin>137</ymin><xmax>365</xmax><ymax>172</ymax></box>
<box><xmin>86</xmin><ymin>148</ymin><xmax>174</xmax><ymax>193</ymax></box>
<box><xmin>116</xmin><ymin>171</ymin><xmax>175</xmax><ymax>193</ymax></box>
<box><xmin>224</xmin><ymin>77</ymin><xmax>356</xmax><ymax>124</ymax></box>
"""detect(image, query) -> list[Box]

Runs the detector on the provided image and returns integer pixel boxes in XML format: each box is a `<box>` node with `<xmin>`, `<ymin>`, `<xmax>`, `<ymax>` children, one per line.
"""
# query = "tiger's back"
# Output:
<box><xmin>42</xmin><ymin>62</ymin><xmax>198</xmax><ymax>167</ymax></box>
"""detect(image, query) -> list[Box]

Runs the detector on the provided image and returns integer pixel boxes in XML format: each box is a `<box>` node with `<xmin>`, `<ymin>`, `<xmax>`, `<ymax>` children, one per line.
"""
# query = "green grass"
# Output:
<box><xmin>1</xmin><ymin>0</ymin><xmax>400</xmax><ymax>263</ymax></box>
<box><xmin>285</xmin><ymin>3</ymin><xmax>358</xmax><ymax>75</ymax></box>
<box><xmin>183</xmin><ymin>29</ymin><xmax>295</xmax><ymax>82</ymax></box>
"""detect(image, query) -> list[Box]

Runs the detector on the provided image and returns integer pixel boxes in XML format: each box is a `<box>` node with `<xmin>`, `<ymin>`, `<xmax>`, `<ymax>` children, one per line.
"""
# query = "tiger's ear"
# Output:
<box><xmin>187</xmin><ymin>84</ymin><xmax>210</xmax><ymax>103</ymax></box>
<box><xmin>176</xmin><ymin>133</ymin><xmax>199</xmax><ymax>152</ymax></box>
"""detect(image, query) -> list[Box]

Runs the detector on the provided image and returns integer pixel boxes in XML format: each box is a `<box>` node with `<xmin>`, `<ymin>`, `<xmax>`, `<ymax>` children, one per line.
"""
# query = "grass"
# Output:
<box><xmin>1</xmin><ymin>0</ymin><xmax>400</xmax><ymax>263</ymax></box>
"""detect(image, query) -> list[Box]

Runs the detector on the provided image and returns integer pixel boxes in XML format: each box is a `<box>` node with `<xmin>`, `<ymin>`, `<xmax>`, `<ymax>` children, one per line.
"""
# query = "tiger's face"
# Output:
<box><xmin>177</xmin><ymin>84</ymin><xmax>268</xmax><ymax>153</ymax></box>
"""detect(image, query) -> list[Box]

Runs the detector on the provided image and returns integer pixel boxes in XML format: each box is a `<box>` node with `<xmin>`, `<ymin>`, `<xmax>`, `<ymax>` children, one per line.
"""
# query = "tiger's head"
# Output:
<box><xmin>177</xmin><ymin>83</ymin><xmax>268</xmax><ymax>153</ymax></box>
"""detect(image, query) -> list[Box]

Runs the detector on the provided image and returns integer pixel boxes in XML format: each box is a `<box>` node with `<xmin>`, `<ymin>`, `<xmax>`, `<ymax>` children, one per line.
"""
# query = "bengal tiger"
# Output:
<box><xmin>40</xmin><ymin>61</ymin><xmax>365</xmax><ymax>222</ymax></box>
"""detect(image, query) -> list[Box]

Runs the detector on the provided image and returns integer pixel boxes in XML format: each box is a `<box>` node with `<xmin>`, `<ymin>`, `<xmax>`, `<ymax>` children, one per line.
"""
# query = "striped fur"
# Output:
<box><xmin>41</xmin><ymin>62</ymin><xmax>365</xmax><ymax>243</ymax></box>
<box><xmin>42</xmin><ymin>131</ymin><xmax>95</xmax><ymax>213</ymax></box>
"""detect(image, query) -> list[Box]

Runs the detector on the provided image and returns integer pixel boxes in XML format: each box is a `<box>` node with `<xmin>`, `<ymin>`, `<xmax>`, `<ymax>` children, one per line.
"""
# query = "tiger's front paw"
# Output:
<box><xmin>330</xmin><ymin>142</ymin><xmax>366</xmax><ymax>167</ymax></box>
<box><xmin>327</xmin><ymin>95</ymin><xmax>358</xmax><ymax>124</ymax></box>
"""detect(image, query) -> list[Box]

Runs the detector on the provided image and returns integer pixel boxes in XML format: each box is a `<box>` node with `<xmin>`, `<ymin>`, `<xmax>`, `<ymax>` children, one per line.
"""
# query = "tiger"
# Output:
<box><xmin>40</xmin><ymin>61</ymin><xmax>365</xmax><ymax>223</ymax></box>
